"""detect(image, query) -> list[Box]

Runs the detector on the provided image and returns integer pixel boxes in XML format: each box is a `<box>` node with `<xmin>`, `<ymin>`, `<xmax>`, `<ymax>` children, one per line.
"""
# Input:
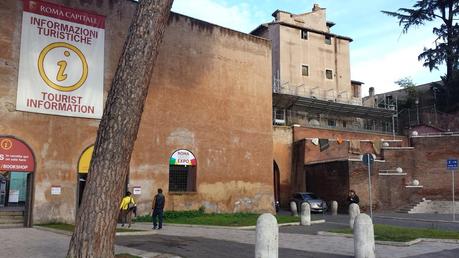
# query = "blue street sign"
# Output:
<box><xmin>362</xmin><ymin>153</ymin><xmax>375</xmax><ymax>166</ymax></box>
<box><xmin>447</xmin><ymin>159</ymin><xmax>458</xmax><ymax>170</ymax></box>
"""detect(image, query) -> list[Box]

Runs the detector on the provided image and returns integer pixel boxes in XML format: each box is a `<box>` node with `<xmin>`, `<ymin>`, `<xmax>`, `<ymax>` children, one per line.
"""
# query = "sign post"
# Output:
<box><xmin>363</xmin><ymin>153</ymin><xmax>375</xmax><ymax>219</ymax></box>
<box><xmin>447</xmin><ymin>159</ymin><xmax>458</xmax><ymax>221</ymax></box>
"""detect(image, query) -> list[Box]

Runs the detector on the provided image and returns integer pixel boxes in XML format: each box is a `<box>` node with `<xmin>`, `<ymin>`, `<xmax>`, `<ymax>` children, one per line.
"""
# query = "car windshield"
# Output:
<box><xmin>302</xmin><ymin>193</ymin><xmax>319</xmax><ymax>199</ymax></box>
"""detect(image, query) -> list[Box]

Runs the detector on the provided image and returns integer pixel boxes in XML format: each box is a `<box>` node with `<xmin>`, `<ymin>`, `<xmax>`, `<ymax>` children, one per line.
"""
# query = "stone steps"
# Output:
<box><xmin>404</xmin><ymin>199</ymin><xmax>459</xmax><ymax>214</ymax></box>
<box><xmin>0</xmin><ymin>223</ymin><xmax>24</xmax><ymax>228</ymax></box>
<box><xmin>0</xmin><ymin>210</ymin><xmax>24</xmax><ymax>225</ymax></box>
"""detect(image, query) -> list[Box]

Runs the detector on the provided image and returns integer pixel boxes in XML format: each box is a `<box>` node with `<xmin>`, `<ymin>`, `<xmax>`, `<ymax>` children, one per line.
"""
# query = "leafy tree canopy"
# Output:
<box><xmin>383</xmin><ymin>0</ymin><xmax>459</xmax><ymax>112</ymax></box>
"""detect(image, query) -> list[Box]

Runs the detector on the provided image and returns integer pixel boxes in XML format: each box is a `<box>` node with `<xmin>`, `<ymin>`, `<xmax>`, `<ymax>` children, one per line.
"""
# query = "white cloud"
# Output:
<box><xmin>352</xmin><ymin>38</ymin><xmax>445</xmax><ymax>96</ymax></box>
<box><xmin>172</xmin><ymin>0</ymin><xmax>262</xmax><ymax>33</ymax></box>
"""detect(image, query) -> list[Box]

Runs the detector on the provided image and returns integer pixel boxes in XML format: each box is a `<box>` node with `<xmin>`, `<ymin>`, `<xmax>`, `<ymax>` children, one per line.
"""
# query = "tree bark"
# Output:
<box><xmin>67</xmin><ymin>1</ymin><xmax>174</xmax><ymax>257</ymax></box>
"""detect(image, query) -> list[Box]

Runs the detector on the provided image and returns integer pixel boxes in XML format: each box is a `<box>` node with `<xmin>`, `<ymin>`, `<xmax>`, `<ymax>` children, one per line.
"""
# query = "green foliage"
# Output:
<box><xmin>383</xmin><ymin>1</ymin><xmax>459</xmax><ymax>111</ymax></box>
<box><xmin>115</xmin><ymin>254</ymin><xmax>141</xmax><ymax>258</ymax></box>
<box><xmin>330</xmin><ymin>224</ymin><xmax>459</xmax><ymax>242</ymax></box>
<box><xmin>395</xmin><ymin>77</ymin><xmax>418</xmax><ymax>108</ymax></box>
<box><xmin>38</xmin><ymin>223</ymin><xmax>142</xmax><ymax>232</ymax></box>
<box><xmin>382</xmin><ymin>1</ymin><xmax>459</xmax><ymax>73</ymax></box>
<box><xmin>133</xmin><ymin>210</ymin><xmax>299</xmax><ymax>226</ymax></box>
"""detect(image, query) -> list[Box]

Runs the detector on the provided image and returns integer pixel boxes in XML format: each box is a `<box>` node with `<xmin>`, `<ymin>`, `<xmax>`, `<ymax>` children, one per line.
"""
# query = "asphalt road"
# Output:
<box><xmin>116</xmin><ymin>234</ymin><xmax>352</xmax><ymax>258</ymax></box>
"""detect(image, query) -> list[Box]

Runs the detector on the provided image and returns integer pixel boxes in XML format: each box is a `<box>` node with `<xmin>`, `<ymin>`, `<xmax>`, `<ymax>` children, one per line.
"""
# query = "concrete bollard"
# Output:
<box><xmin>300</xmin><ymin>202</ymin><xmax>311</xmax><ymax>226</ymax></box>
<box><xmin>331</xmin><ymin>201</ymin><xmax>338</xmax><ymax>216</ymax></box>
<box><xmin>349</xmin><ymin>203</ymin><xmax>360</xmax><ymax>229</ymax></box>
<box><xmin>290</xmin><ymin>201</ymin><xmax>298</xmax><ymax>217</ymax></box>
<box><xmin>354</xmin><ymin>213</ymin><xmax>375</xmax><ymax>258</ymax></box>
<box><xmin>255</xmin><ymin>213</ymin><xmax>278</xmax><ymax>258</ymax></box>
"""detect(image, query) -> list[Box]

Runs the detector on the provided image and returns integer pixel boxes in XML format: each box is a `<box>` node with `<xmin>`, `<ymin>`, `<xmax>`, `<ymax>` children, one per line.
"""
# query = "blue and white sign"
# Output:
<box><xmin>447</xmin><ymin>159</ymin><xmax>458</xmax><ymax>170</ymax></box>
<box><xmin>362</xmin><ymin>153</ymin><xmax>375</xmax><ymax>166</ymax></box>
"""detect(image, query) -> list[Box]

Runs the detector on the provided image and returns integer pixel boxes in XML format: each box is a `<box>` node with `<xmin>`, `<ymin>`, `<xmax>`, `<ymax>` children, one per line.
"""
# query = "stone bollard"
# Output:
<box><xmin>354</xmin><ymin>213</ymin><xmax>375</xmax><ymax>258</ymax></box>
<box><xmin>255</xmin><ymin>213</ymin><xmax>278</xmax><ymax>258</ymax></box>
<box><xmin>290</xmin><ymin>201</ymin><xmax>298</xmax><ymax>217</ymax></box>
<box><xmin>331</xmin><ymin>201</ymin><xmax>338</xmax><ymax>216</ymax></box>
<box><xmin>300</xmin><ymin>202</ymin><xmax>311</xmax><ymax>226</ymax></box>
<box><xmin>349</xmin><ymin>203</ymin><xmax>360</xmax><ymax>230</ymax></box>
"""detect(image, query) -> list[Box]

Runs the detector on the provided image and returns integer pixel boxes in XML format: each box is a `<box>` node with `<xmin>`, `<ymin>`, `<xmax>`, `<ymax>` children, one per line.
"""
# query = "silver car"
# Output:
<box><xmin>291</xmin><ymin>192</ymin><xmax>328</xmax><ymax>213</ymax></box>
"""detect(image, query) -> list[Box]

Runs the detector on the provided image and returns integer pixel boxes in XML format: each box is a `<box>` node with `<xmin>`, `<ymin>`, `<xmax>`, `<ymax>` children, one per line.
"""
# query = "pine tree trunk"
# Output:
<box><xmin>67</xmin><ymin>1</ymin><xmax>174</xmax><ymax>257</ymax></box>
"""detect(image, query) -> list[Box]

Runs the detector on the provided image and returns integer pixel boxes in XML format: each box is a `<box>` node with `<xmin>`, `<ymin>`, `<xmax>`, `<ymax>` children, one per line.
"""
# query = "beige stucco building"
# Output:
<box><xmin>252</xmin><ymin>4</ymin><xmax>361</xmax><ymax>105</ymax></box>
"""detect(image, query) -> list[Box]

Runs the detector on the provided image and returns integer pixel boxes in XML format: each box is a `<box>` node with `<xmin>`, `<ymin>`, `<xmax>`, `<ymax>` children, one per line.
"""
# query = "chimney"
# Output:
<box><xmin>369</xmin><ymin>87</ymin><xmax>375</xmax><ymax>97</ymax></box>
<box><xmin>312</xmin><ymin>4</ymin><xmax>321</xmax><ymax>11</ymax></box>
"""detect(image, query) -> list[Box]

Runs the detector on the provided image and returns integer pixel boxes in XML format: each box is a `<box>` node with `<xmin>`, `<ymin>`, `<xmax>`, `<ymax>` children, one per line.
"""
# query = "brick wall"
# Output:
<box><xmin>411</xmin><ymin>135</ymin><xmax>459</xmax><ymax>199</ymax></box>
<box><xmin>305</xmin><ymin>161</ymin><xmax>349</xmax><ymax>213</ymax></box>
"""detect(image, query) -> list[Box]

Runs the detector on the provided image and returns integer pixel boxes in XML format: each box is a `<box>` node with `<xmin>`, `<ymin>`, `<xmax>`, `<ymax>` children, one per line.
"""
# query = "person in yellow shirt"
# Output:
<box><xmin>119</xmin><ymin>191</ymin><xmax>135</xmax><ymax>228</ymax></box>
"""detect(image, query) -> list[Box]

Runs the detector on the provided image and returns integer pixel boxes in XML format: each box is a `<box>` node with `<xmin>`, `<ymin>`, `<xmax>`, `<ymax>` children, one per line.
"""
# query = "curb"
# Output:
<box><xmin>34</xmin><ymin>226</ymin><xmax>73</xmax><ymax>236</ymax></box>
<box><xmin>317</xmin><ymin>231</ymin><xmax>459</xmax><ymax>246</ymax></box>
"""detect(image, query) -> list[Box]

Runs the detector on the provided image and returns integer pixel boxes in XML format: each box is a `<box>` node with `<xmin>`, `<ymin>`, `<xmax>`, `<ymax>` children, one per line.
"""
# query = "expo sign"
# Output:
<box><xmin>169</xmin><ymin>150</ymin><xmax>197</xmax><ymax>166</ymax></box>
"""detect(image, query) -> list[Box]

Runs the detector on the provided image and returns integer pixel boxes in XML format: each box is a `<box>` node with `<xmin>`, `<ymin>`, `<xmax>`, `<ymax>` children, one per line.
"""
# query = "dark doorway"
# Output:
<box><xmin>77</xmin><ymin>173</ymin><xmax>87</xmax><ymax>207</ymax></box>
<box><xmin>273</xmin><ymin>161</ymin><xmax>280</xmax><ymax>211</ymax></box>
<box><xmin>0</xmin><ymin>171</ymin><xmax>32</xmax><ymax>226</ymax></box>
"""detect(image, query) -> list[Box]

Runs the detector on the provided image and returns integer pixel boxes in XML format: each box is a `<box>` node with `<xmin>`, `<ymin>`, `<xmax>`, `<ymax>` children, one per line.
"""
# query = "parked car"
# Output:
<box><xmin>291</xmin><ymin>192</ymin><xmax>328</xmax><ymax>213</ymax></box>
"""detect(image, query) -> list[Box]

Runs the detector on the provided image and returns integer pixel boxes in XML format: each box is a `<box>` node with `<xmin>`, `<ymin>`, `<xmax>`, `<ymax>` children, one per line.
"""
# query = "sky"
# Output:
<box><xmin>171</xmin><ymin>0</ymin><xmax>446</xmax><ymax>96</ymax></box>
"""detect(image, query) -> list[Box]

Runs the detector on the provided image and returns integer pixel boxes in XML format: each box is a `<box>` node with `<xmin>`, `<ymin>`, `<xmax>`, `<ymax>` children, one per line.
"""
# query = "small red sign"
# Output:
<box><xmin>24</xmin><ymin>0</ymin><xmax>105</xmax><ymax>28</ymax></box>
<box><xmin>0</xmin><ymin>137</ymin><xmax>35</xmax><ymax>172</ymax></box>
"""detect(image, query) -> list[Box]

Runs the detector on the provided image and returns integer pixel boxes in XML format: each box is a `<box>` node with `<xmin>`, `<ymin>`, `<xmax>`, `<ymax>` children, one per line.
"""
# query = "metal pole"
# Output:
<box><xmin>453</xmin><ymin>170</ymin><xmax>456</xmax><ymax>221</ymax></box>
<box><xmin>416</xmin><ymin>102</ymin><xmax>420</xmax><ymax>125</ymax></box>
<box><xmin>368</xmin><ymin>157</ymin><xmax>373</xmax><ymax>219</ymax></box>
<box><xmin>392</xmin><ymin>115</ymin><xmax>395</xmax><ymax>140</ymax></box>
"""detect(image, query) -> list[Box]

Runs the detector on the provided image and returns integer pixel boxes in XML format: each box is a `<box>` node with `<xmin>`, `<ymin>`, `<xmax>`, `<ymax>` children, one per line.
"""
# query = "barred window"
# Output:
<box><xmin>169</xmin><ymin>166</ymin><xmax>189</xmax><ymax>192</ymax></box>
<box><xmin>169</xmin><ymin>150</ymin><xmax>197</xmax><ymax>192</ymax></box>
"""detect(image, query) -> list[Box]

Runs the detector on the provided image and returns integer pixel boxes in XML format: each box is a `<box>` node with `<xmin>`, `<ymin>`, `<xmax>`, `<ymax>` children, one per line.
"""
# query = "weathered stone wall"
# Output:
<box><xmin>0</xmin><ymin>0</ymin><xmax>273</xmax><ymax>223</ymax></box>
<box><xmin>272</xmin><ymin>126</ymin><xmax>292</xmax><ymax>207</ymax></box>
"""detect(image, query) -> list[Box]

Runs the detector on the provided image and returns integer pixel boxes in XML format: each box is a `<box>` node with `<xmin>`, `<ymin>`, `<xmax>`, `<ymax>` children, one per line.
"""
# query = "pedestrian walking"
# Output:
<box><xmin>347</xmin><ymin>189</ymin><xmax>360</xmax><ymax>205</ymax></box>
<box><xmin>119</xmin><ymin>191</ymin><xmax>136</xmax><ymax>228</ymax></box>
<box><xmin>152</xmin><ymin>188</ymin><xmax>165</xmax><ymax>229</ymax></box>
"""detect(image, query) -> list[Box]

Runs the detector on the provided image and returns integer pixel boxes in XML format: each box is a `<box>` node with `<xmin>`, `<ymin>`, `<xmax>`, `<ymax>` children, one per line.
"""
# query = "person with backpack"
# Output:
<box><xmin>119</xmin><ymin>191</ymin><xmax>136</xmax><ymax>228</ymax></box>
<box><xmin>152</xmin><ymin>188</ymin><xmax>165</xmax><ymax>229</ymax></box>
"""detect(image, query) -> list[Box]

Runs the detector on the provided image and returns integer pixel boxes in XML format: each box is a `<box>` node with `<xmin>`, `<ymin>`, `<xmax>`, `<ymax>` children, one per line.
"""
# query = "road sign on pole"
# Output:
<box><xmin>447</xmin><ymin>159</ymin><xmax>457</xmax><ymax>221</ymax></box>
<box><xmin>447</xmin><ymin>159</ymin><xmax>458</xmax><ymax>170</ymax></box>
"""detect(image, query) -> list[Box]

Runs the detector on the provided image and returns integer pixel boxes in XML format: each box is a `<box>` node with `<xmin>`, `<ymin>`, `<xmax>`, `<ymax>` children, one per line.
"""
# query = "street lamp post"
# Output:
<box><xmin>415</xmin><ymin>99</ymin><xmax>420</xmax><ymax>125</ymax></box>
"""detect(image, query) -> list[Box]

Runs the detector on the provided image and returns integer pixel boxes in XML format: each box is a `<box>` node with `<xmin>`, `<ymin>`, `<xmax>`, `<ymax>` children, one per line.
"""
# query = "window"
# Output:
<box><xmin>301</xmin><ymin>65</ymin><xmax>309</xmax><ymax>76</ymax></box>
<box><xmin>328</xmin><ymin>119</ymin><xmax>336</xmax><ymax>127</ymax></box>
<box><xmin>324</xmin><ymin>35</ymin><xmax>332</xmax><ymax>45</ymax></box>
<box><xmin>343</xmin><ymin>121</ymin><xmax>347</xmax><ymax>128</ymax></box>
<box><xmin>325</xmin><ymin>69</ymin><xmax>333</xmax><ymax>79</ymax></box>
<box><xmin>169</xmin><ymin>150</ymin><xmax>197</xmax><ymax>192</ymax></box>
<box><xmin>301</xmin><ymin>30</ymin><xmax>308</xmax><ymax>40</ymax></box>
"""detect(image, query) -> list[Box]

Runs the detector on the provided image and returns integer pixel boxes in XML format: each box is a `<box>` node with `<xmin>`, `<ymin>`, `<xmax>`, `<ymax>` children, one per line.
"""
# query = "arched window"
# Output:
<box><xmin>169</xmin><ymin>149</ymin><xmax>197</xmax><ymax>192</ymax></box>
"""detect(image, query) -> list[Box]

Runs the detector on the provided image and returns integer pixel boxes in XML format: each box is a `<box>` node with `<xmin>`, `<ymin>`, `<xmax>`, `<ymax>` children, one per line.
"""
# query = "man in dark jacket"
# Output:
<box><xmin>152</xmin><ymin>188</ymin><xmax>165</xmax><ymax>229</ymax></box>
<box><xmin>348</xmin><ymin>190</ymin><xmax>360</xmax><ymax>205</ymax></box>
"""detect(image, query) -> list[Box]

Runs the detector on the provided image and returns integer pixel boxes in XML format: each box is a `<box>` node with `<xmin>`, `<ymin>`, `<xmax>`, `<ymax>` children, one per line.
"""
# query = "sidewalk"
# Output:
<box><xmin>121</xmin><ymin>222</ymin><xmax>459</xmax><ymax>258</ymax></box>
<box><xmin>0</xmin><ymin>227</ymin><xmax>180</xmax><ymax>258</ymax></box>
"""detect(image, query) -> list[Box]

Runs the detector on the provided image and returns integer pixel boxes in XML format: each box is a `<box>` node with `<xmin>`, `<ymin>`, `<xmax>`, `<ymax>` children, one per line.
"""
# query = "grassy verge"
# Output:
<box><xmin>133</xmin><ymin>209</ymin><xmax>299</xmax><ymax>227</ymax></box>
<box><xmin>329</xmin><ymin>224</ymin><xmax>459</xmax><ymax>242</ymax></box>
<box><xmin>37</xmin><ymin>223</ymin><xmax>143</xmax><ymax>233</ymax></box>
<box><xmin>115</xmin><ymin>254</ymin><xmax>141</xmax><ymax>258</ymax></box>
